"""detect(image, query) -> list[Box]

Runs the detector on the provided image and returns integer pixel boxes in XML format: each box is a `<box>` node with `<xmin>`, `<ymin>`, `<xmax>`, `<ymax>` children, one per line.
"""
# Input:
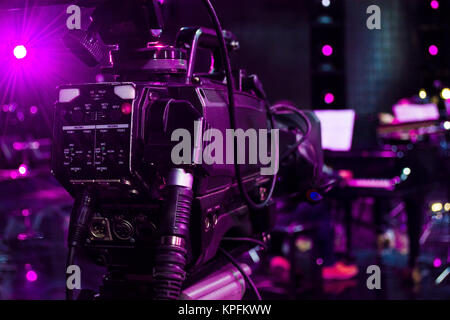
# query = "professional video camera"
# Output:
<box><xmin>52</xmin><ymin>0</ymin><xmax>326</xmax><ymax>300</ymax></box>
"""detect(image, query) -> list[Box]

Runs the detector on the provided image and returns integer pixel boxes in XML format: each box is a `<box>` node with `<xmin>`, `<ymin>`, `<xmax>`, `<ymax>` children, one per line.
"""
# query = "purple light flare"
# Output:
<box><xmin>13</xmin><ymin>45</ymin><xmax>27</xmax><ymax>59</ymax></box>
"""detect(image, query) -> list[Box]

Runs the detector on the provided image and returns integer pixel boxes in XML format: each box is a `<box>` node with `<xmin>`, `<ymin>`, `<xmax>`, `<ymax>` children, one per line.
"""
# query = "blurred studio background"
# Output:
<box><xmin>0</xmin><ymin>0</ymin><xmax>449</xmax><ymax>299</ymax></box>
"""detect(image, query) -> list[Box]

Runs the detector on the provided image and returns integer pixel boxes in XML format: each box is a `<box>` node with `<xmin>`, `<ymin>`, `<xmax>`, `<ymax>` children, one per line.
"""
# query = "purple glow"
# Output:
<box><xmin>121</xmin><ymin>102</ymin><xmax>132</xmax><ymax>115</ymax></box>
<box><xmin>324</xmin><ymin>92</ymin><xmax>335</xmax><ymax>104</ymax></box>
<box><xmin>17</xmin><ymin>111</ymin><xmax>25</xmax><ymax>122</ymax></box>
<box><xmin>2</xmin><ymin>11</ymin><xmax>64</xmax><ymax>103</ymax></box>
<box><xmin>429</xmin><ymin>45</ymin><xmax>438</xmax><ymax>56</ymax></box>
<box><xmin>22</xmin><ymin>209</ymin><xmax>31</xmax><ymax>217</ymax></box>
<box><xmin>322</xmin><ymin>44</ymin><xmax>333</xmax><ymax>56</ymax></box>
<box><xmin>30</xmin><ymin>106</ymin><xmax>38</xmax><ymax>114</ymax></box>
<box><xmin>95</xmin><ymin>74</ymin><xmax>105</xmax><ymax>83</ymax></box>
<box><xmin>430</xmin><ymin>0</ymin><xmax>439</xmax><ymax>9</ymax></box>
<box><xmin>8</xmin><ymin>103</ymin><xmax>16</xmax><ymax>112</ymax></box>
<box><xmin>13</xmin><ymin>142</ymin><xmax>23</xmax><ymax>150</ymax></box>
<box><xmin>316</xmin><ymin>258</ymin><xmax>324</xmax><ymax>265</ymax></box>
<box><xmin>17</xmin><ymin>233</ymin><xmax>27</xmax><ymax>241</ymax></box>
<box><xmin>270</xmin><ymin>256</ymin><xmax>290</xmax><ymax>270</ymax></box>
<box><xmin>26</xmin><ymin>270</ymin><xmax>38</xmax><ymax>282</ymax></box>
<box><xmin>433</xmin><ymin>258</ymin><xmax>442</xmax><ymax>268</ymax></box>
<box><xmin>13</xmin><ymin>45</ymin><xmax>27</xmax><ymax>59</ymax></box>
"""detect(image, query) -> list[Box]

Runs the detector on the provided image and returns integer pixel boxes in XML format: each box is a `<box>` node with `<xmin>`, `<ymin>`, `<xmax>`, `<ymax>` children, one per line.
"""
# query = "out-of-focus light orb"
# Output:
<box><xmin>419</xmin><ymin>89</ymin><xmax>427</xmax><ymax>99</ymax></box>
<box><xmin>433</xmin><ymin>258</ymin><xmax>442</xmax><ymax>268</ymax></box>
<box><xmin>26</xmin><ymin>270</ymin><xmax>38</xmax><ymax>282</ymax></box>
<box><xmin>18</xmin><ymin>164</ymin><xmax>28</xmax><ymax>175</ymax></box>
<box><xmin>13</xmin><ymin>45</ymin><xmax>27</xmax><ymax>59</ymax></box>
<box><xmin>322</xmin><ymin>0</ymin><xmax>331</xmax><ymax>7</ymax></box>
<box><xmin>444</xmin><ymin>203</ymin><xmax>450</xmax><ymax>211</ymax></box>
<box><xmin>431</xmin><ymin>202</ymin><xmax>443</xmax><ymax>212</ymax></box>
<box><xmin>322</xmin><ymin>44</ymin><xmax>333</xmax><ymax>56</ymax></box>
<box><xmin>430</xmin><ymin>0</ymin><xmax>439</xmax><ymax>9</ymax></box>
<box><xmin>428</xmin><ymin>45</ymin><xmax>438</xmax><ymax>56</ymax></box>
<box><xmin>440</xmin><ymin>88</ymin><xmax>450</xmax><ymax>100</ymax></box>
<box><xmin>30</xmin><ymin>106</ymin><xmax>38</xmax><ymax>114</ymax></box>
<box><xmin>402</xmin><ymin>167</ymin><xmax>411</xmax><ymax>175</ymax></box>
<box><xmin>121</xmin><ymin>102</ymin><xmax>133</xmax><ymax>115</ymax></box>
<box><xmin>444</xmin><ymin>121</ymin><xmax>450</xmax><ymax>130</ymax></box>
<box><xmin>95</xmin><ymin>74</ymin><xmax>105</xmax><ymax>83</ymax></box>
<box><xmin>324</xmin><ymin>92</ymin><xmax>335</xmax><ymax>104</ymax></box>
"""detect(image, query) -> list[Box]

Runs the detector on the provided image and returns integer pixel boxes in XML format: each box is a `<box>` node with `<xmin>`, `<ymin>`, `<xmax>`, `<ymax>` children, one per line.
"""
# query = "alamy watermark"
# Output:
<box><xmin>66</xmin><ymin>5</ymin><xmax>81</xmax><ymax>30</ymax></box>
<box><xmin>170</xmin><ymin>121</ymin><xmax>279</xmax><ymax>176</ymax></box>
<box><xmin>366</xmin><ymin>264</ymin><xmax>381</xmax><ymax>290</ymax></box>
<box><xmin>66</xmin><ymin>264</ymin><xmax>81</xmax><ymax>290</ymax></box>
<box><xmin>366</xmin><ymin>5</ymin><xmax>381</xmax><ymax>30</ymax></box>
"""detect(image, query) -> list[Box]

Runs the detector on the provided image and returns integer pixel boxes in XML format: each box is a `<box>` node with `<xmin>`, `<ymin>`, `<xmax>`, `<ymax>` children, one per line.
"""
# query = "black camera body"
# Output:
<box><xmin>53</xmin><ymin>0</ymin><xmax>325</xmax><ymax>299</ymax></box>
<box><xmin>53</xmin><ymin>69</ymin><xmax>273</xmax><ymax>265</ymax></box>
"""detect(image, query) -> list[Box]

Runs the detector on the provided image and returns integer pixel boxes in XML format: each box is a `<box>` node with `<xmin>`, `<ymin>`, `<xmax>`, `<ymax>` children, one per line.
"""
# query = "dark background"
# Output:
<box><xmin>0</xmin><ymin>0</ymin><xmax>443</xmax><ymax>121</ymax></box>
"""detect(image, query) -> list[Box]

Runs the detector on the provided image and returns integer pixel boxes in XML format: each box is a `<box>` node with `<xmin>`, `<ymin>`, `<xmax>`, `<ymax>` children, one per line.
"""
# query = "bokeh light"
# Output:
<box><xmin>13</xmin><ymin>45</ymin><xmax>27</xmax><ymax>59</ymax></box>
<box><xmin>419</xmin><ymin>89</ymin><xmax>427</xmax><ymax>99</ymax></box>
<box><xmin>324</xmin><ymin>92</ymin><xmax>335</xmax><ymax>104</ymax></box>
<box><xmin>322</xmin><ymin>44</ymin><xmax>333</xmax><ymax>56</ymax></box>
<box><xmin>433</xmin><ymin>258</ymin><xmax>442</xmax><ymax>268</ymax></box>
<box><xmin>430</xmin><ymin>0</ymin><xmax>439</xmax><ymax>10</ymax></box>
<box><xmin>30</xmin><ymin>106</ymin><xmax>38</xmax><ymax>114</ymax></box>
<box><xmin>440</xmin><ymin>88</ymin><xmax>450</xmax><ymax>100</ymax></box>
<box><xmin>428</xmin><ymin>45</ymin><xmax>438</xmax><ymax>56</ymax></box>
<box><xmin>26</xmin><ymin>270</ymin><xmax>38</xmax><ymax>282</ymax></box>
<box><xmin>431</xmin><ymin>202</ymin><xmax>443</xmax><ymax>212</ymax></box>
<box><xmin>18</xmin><ymin>164</ymin><xmax>28</xmax><ymax>175</ymax></box>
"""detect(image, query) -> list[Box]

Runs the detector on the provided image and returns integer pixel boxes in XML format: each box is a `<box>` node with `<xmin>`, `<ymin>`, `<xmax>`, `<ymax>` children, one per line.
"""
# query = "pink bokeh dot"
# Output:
<box><xmin>26</xmin><ymin>270</ymin><xmax>38</xmax><ymax>282</ymax></box>
<box><xmin>322</xmin><ymin>44</ymin><xmax>333</xmax><ymax>56</ymax></box>
<box><xmin>430</xmin><ymin>0</ymin><xmax>439</xmax><ymax>10</ymax></box>
<box><xmin>429</xmin><ymin>45</ymin><xmax>438</xmax><ymax>56</ymax></box>
<box><xmin>324</xmin><ymin>93</ymin><xmax>335</xmax><ymax>104</ymax></box>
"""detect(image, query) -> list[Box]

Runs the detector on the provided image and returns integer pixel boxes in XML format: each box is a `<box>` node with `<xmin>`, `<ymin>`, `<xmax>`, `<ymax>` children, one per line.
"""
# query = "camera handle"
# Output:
<box><xmin>152</xmin><ymin>168</ymin><xmax>194</xmax><ymax>299</ymax></box>
<box><xmin>175</xmin><ymin>27</ymin><xmax>239</xmax><ymax>82</ymax></box>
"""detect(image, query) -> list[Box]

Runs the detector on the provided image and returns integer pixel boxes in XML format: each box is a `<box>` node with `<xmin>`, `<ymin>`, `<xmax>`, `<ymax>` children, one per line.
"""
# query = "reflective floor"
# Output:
<box><xmin>0</xmin><ymin>174</ymin><xmax>449</xmax><ymax>300</ymax></box>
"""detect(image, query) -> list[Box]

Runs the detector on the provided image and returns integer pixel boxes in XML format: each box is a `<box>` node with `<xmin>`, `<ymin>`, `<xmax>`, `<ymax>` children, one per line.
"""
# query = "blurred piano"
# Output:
<box><xmin>315</xmin><ymin>104</ymin><xmax>449</xmax><ymax>268</ymax></box>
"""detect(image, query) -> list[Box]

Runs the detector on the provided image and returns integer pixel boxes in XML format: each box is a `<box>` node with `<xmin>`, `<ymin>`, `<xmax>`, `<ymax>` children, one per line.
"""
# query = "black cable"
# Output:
<box><xmin>66</xmin><ymin>188</ymin><xmax>95</xmax><ymax>300</ymax></box>
<box><xmin>218</xmin><ymin>247</ymin><xmax>262</xmax><ymax>300</ymax></box>
<box><xmin>270</xmin><ymin>104</ymin><xmax>312</xmax><ymax>160</ymax></box>
<box><xmin>200</xmin><ymin>0</ymin><xmax>277</xmax><ymax>210</ymax></box>
<box><xmin>222</xmin><ymin>237</ymin><xmax>268</xmax><ymax>250</ymax></box>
